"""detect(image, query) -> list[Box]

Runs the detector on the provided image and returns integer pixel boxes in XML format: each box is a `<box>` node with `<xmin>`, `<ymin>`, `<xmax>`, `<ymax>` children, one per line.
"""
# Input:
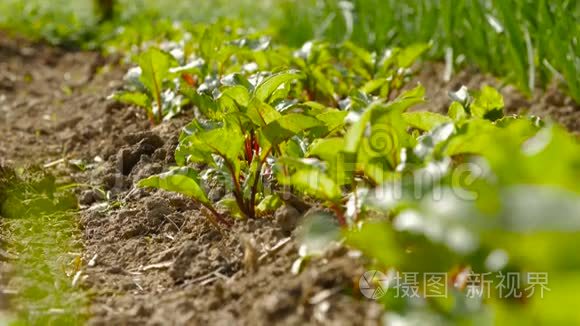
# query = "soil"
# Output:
<box><xmin>0</xmin><ymin>34</ymin><xmax>578</xmax><ymax>325</ymax></box>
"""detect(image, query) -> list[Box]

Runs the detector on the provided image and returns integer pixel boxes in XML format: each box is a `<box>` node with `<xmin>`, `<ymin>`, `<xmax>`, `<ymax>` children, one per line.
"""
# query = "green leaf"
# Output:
<box><xmin>246</xmin><ymin>99</ymin><xmax>281</xmax><ymax>127</ymax></box>
<box><xmin>396</xmin><ymin>43</ymin><xmax>431</xmax><ymax>68</ymax></box>
<box><xmin>443</xmin><ymin>119</ymin><xmax>497</xmax><ymax>156</ymax></box>
<box><xmin>311</xmin><ymin>67</ymin><xmax>335</xmax><ymax>98</ymax></box>
<box><xmin>221</xmin><ymin>73</ymin><xmax>253</xmax><ymax>90</ymax></box>
<box><xmin>308</xmin><ymin>110</ymin><xmax>348</xmax><ymax>138</ymax></box>
<box><xmin>343</xmin><ymin>41</ymin><xmax>374</xmax><ymax>68</ymax></box>
<box><xmin>178</xmin><ymin>119</ymin><xmax>219</xmax><ymax>142</ymax></box>
<box><xmin>345</xmin><ymin>221</ymin><xmax>401</xmax><ymax>267</ymax></box>
<box><xmin>344</xmin><ymin>85</ymin><xmax>423</xmax><ymax>155</ymax></box>
<box><xmin>199</xmin><ymin>127</ymin><xmax>244</xmax><ymax>162</ymax></box>
<box><xmin>307</xmin><ymin>138</ymin><xmax>345</xmax><ymax>163</ymax></box>
<box><xmin>223</xmin><ymin>111</ymin><xmax>254</xmax><ymax>134</ymax></box>
<box><xmin>280</xmin><ymin>137</ymin><xmax>305</xmax><ymax>158</ymax></box>
<box><xmin>219</xmin><ymin>85</ymin><xmax>251</xmax><ymax>110</ymax></box>
<box><xmin>361</xmin><ymin>78</ymin><xmax>388</xmax><ymax>94</ymax></box>
<box><xmin>256</xmin><ymin>194</ymin><xmax>283</xmax><ymax>215</ymax></box>
<box><xmin>185</xmin><ymin>91</ymin><xmax>219</xmax><ymax>119</ymax></box>
<box><xmin>471</xmin><ymin>86</ymin><xmax>504</xmax><ymax>120</ymax></box>
<box><xmin>316</xmin><ymin>110</ymin><xmax>347</xmax><ymax>132</ymax></box>
<box><xmin>307</xmin><ymin>138</ymin><xmax>349</xmax><ymax>185</ymax></box>
<box><xmin>497</xmin><ymin>186</ymin><xmax>580</xmax><ymax>232</ymax></box>
<box><xmin>277</xmin><ymin>156</ymin><xmax>324</xmax><ymax>172</ymax></box>
<box><xmin>448</xmin><ymin>101</ymin><xmax>467</xmax><ymax>121</ymax></box>
<box><xmin>356</xmin><ymin>151</ymin><xmax>396</xmax><ymax>184</ymax></box>
<box><xmin>254</xmin><ymin>70</ymin><xmax>301</xmax><ymax>103</ymax></box>
<box><xmin>137</xmin><ymin>48</ymin><xmax>178</xmax><ymax>95</ymax></box>
<box><xmin>111</xmin><ymin>91</ymin><xmax>150</xmax><ymax>108</ymax></box>
<box><xmin>137</xmin><ymin>48</ymin><xmax>178</xmax><ymax>121</ymax></box>
<box><xmin>175</xmin><ymin>137</ymin><xmax>210</xmax><ymax>166</ymax></box>
<box><xmin>297</xmin><ymin>212</ymin><xmax>341</xmax><ymax>255</ymax></box>
<box><xmin>216</xmin><ymin>197</ymin><xmax>245</xmax><ymax>219</ymax></box>
<box><xmin>259</xmin><ymin>114</ymin><xmax>322</xmax><ymax>159</ymax></box>
<box><xmin>138</xmin><ymin>167</ymin><xmax>209</xmax><ymax>205</ymax></box>
<box><xmin>490</xmin><ymin>124</ymin><xmax>580</xmax><ymax>193</ymax></box>
<box><xmin>176</xmin><ymin>124</ymin><xmax>245</xmax><ymax>180</ymax></box>
<box><xmin>283</xmin><ymin>168</ymin><xmax>341</xmax><ymax>202</ymax></box>
<box><xmin>348</xmin><ymin>100</ymin><xmax>412</xmax><ymax>182</ymax></box>
<box><xmin>343</xmin><ymin>104</ymin><xmax>376</xmax><ymax>155</ymax></box>
<box><xmin>403</xmin><ymin>111</ymin><xmax>452</xmax><ymax>131</ymax></box>
<box><xmin>399</xmin><ymin>83</ymin><xmax>426</xmax><ymax>101</ymax></box>
<box><xmin>200</xmin><ymin>25</ymin><xmax>221</xmax><ymax>60</ymax></box>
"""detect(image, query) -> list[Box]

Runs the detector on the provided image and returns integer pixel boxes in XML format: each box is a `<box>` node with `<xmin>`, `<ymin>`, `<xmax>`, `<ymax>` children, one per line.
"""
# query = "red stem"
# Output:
<box><xmin>203</xmin><ymin>203</ymin><xmax>232</xmax><ymax>227</ymax></box>
<box><xmin>148</xmin><ymin>59</ymin><xmax>164</xmax><ymax>124</ymax></box>
<box><xmin>330</xmin><ymin>203</ymin><xmax>347</xmax><ymax>227</ymax></box>
<box><xmin>248</xmin><ymin>158</ymin><xmax>264</xmax><ymax>219</ymax></box>
<box><xmin>223</xmin><ymin>159</ymin><xmax>249</xmax><ymax>218</ymax></box>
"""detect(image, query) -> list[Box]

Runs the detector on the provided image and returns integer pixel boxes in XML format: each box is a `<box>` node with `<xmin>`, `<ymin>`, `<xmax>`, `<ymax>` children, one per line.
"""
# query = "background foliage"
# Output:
<box><xmin>1</xmin><ymin>0</ymin><xmax>578</xmax><ymax>101</ymax></box>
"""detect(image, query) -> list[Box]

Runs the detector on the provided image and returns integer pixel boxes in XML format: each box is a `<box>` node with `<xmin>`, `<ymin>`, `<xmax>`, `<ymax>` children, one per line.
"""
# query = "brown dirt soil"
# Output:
<box><xmin>0</xmin><ymin>35</ymin><xmax>578</xmax><ymax>325</ymax></box>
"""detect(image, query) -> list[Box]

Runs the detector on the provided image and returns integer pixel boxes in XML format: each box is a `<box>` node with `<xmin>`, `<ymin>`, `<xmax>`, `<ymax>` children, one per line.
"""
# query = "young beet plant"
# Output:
<box><xmin>121</xmin><ymin>37</ymin><xmax>437</xmax><ymax>227</ymax></box>
<box><xmin>111</xmin><ymin>48</ymin><xmax>183</xmax><ymax>125</ymax></box>
<box><xmin>110</xmin><ymin>25</ymin><xmax>278</xmax><ymax>125</ymax></box>
<box><xmin>291</xmin><ymin>40</ymin><xmax>430</xmax><ymax>105</ymax></box>
<box><xmin>277</xmin><ymin>84</ymin><xmax>426</xmax><ymax>226</ymax></box>
<box><xmin>139</xmin><ymin>70</ymin><xmax>326</xmax><ymax>226</ymax></box>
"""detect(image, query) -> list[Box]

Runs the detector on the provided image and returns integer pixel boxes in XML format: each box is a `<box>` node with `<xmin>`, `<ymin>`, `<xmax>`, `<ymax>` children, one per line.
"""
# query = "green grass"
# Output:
<box><xmin>0</xmin><ymin>0</ymin><xmax>577</xmax><ymax>101</ymax></box>
<box><xmin>3</xmin><ymin>212</ymin><xmax>87</xmax><ymax>326</ymax></box>
<box><xmin>0</xmin><ymin>0</ymin><xmax>275</xmax><ymax>48</ymax></box>
<box><xmin>0</xmin><ymin>0</ymin><xmax>580</xmax><ymax>102</ymax></box>
<box><xmin>275</xmin><ymin>0</ymin><xmax>580</xmax><ymax>102</ymax></box>
<box><xmin>1</xmin><ymin>168</ymin><xmax>86</xmax><ymax>325</ymax></box>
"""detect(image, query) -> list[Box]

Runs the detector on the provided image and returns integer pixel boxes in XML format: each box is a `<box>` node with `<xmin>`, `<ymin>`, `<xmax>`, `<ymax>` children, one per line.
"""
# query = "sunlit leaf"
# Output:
<box><xmin>396</xmin><ymin>42</ymin><xmax>431</xmax><ymax>68</ymax></box>
<box><xmin>471</xmin><ymin>86</ymin><xmax>504</xmax><ymax>121</ymax></box>
<box><xmin>259</xmin><ymin>114</ymin><xmax>322</xmax><ymax>159</ymax></box>
<box><xmin>256</xmin><ymin>194</ymin><xmax>283</xmax><ymax>215</ymax></box>
<box><xmin>139</xmin><ymin>167</ymin><xmax>209</xmax><ymax>205</ymax></box>
<box><xmin>110</xmin><ymin>91</ymin><xmax>150</xmax><ymax>108</ymax></box>
<box><xmin>283</xmin><ymin>168</ymin><xmax>341</xmax><ymax>202</ymax></box>
<box><xmin>254</xmin><ymin>70</ymin><xmax>301</xmax><ymax>102</ymax></box>
<box><xmin>448</xmin><ymin>101</ymin><xmax>467</xmax><ymax>121</ymax></box>
<box><xmin>136</xmin><ymin>48</ymin><xmax>179</xmax><ymax>121</ymax></box>
<box><xmin>403</xmin><ymin>111</ymin><xmax>452</xmax><ymax>131</ymax></box>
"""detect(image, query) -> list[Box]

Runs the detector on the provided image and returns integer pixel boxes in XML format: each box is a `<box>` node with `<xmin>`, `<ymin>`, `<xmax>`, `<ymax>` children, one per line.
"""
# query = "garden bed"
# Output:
<box><xmin>1</xmin><ymin>33</ymin><xmax>578</xmax><ymax>325</ymax></box>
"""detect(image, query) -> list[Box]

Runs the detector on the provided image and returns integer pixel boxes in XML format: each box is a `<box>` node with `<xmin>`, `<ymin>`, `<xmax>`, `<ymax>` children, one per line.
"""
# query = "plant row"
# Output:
<box><xmin>111</xmin><ymin>23</ymin><xmax>580</xmax><ymax>323</ymax></box>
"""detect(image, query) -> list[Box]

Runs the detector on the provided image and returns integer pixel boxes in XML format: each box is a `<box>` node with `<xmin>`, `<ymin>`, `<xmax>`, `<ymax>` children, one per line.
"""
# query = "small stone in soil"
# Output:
<box><xmin>79</xmin><ymin>189</ymin><xmax>105</xmax><ymax>205</ymax></box>
<box><xmin>275</xmin><ymin>204</ymin><xmax>301</xmax><ymax>233</ymax></box>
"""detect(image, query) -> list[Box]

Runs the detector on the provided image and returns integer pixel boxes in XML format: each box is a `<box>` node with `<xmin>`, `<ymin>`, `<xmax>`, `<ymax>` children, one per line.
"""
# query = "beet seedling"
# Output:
<box><xmin>140</xmin><ymin>70</ymin><xmax>323</xmax><ymax>223</ymax></box>
<box><xmin>111</xmin><ymin>48</ymin><xmax>182</xmax><ymax>125</ymax></box>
